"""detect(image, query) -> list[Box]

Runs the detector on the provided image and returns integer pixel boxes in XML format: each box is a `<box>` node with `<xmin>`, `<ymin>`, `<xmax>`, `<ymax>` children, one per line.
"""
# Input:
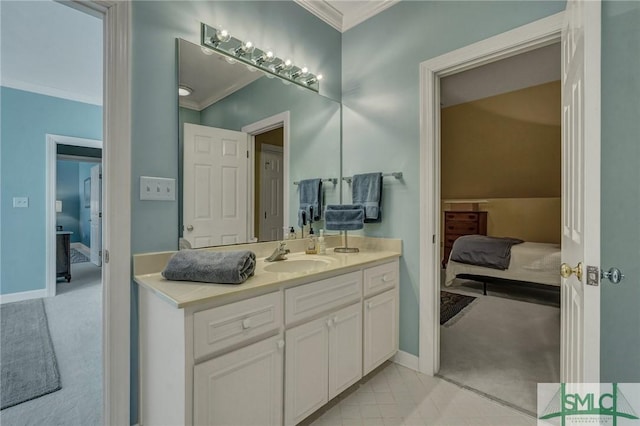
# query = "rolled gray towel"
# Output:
<box><xmin>162</xmin><ymin>250</ymin><xmax>256</xmax><ymax>284</ymax></box>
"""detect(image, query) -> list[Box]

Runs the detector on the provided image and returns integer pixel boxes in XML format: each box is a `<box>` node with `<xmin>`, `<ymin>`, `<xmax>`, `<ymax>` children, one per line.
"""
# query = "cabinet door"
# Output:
<box><xmin>285</xmin><ymin>315</ymin><xmax>329</xmax><ymax>425</ymax></box>
<box><xmin>363</xmin><ymin>289</ymin><xmax>398</xmax><ymax>375</ymax></box>
<box><xmin>328</xmin><ymin>303</ymin><xmax>362</xmax><ymax>399</ymax></box>
<box><xmin>194</xmin><ymin>335</ymin><xmax>284</xmax><ymax>426</ymax></box>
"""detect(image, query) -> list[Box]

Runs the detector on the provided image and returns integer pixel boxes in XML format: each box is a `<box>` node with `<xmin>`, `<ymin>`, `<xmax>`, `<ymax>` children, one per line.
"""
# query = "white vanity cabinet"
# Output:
<box><xmin>194</xmin><ymin>334</ymin><xmax>284</xmax><ymax>425</ymax></box>
<box><xmin>285</xmin><ymin>303</ymin><xmax>362</xmax><ymax>425</ymax></box>
<box><xmin>363</xmin><ymin>261</ymin><xmax>399</xmax><ymax>375</ymax></box>
<box><xmin>138</xmin><ymin>256</ymin><xmax>400</xmax><ymax>426</ymax></box>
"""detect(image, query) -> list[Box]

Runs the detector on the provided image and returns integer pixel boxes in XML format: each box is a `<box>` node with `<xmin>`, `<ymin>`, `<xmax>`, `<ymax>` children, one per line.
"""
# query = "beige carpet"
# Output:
<box><xmin>439</xmin><ymin>279</ymin><xmax>560</xmax><ymax>415</ymax></box>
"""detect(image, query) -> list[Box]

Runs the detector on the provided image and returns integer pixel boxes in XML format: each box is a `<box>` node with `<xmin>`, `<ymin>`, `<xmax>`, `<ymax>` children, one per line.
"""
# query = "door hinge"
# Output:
<box><xmin>246</xmin><ymin>150</ymin><xmax>249</xmax><ymax>158</ymax></box>
<box><xmin>99</xmin><ymin>212</ymin><xmax>102</xmax><ymax>218</ymax></box>
<box><xmin>99</xmin><ymin>173</ymin><xmax>102</xmax><ymax>179</ymax></box>
<box><xmin>264</xmin><ymin>211</ymin><xmax>267</xmax><ymax>219</ymax></box>
<box><xmin>432</xmin><ymin>234</ymin><xmax>436</xmax><ymax>244</ymax></box>
<box><xmin>104</xmin><ymin>249</ymin><xmax>109</xmax><ymax>264</ymax></box>
<box><xmin>99</xmin><ymin>250</ymin><xmax>102</xmax><ymax>257</ymax></box>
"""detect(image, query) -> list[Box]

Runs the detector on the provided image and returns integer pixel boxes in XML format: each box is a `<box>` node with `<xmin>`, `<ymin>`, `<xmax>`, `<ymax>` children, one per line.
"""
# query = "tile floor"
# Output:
<box><xmin>309</xmin><ymin>362</ymin><xmax>536</xmax><ymax>426</ymax></box>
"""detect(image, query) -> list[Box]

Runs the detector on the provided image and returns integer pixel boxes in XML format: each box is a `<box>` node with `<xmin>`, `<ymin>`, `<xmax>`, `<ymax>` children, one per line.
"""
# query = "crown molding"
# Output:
<box><xmin>293</xmin><ymin>0</ymin><xmax>343</xmax><ymax>32</ymax></box>
<box><xmin>294</xmin><ymin>0</ymin><xmax>400</xmax><ymax>32</ymax></box>
<box><xmin>342</xmin><ymin>0</ymin><xmax>400</xmax><ymax>32</ymax></box>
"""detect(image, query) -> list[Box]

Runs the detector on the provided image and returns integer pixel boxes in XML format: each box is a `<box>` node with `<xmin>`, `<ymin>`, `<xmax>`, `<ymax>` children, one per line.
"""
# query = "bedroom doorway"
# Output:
<box><xmin>419</xmin><ymin>0</ymin><xmax>602</xmax><ymax>407</ymax></box>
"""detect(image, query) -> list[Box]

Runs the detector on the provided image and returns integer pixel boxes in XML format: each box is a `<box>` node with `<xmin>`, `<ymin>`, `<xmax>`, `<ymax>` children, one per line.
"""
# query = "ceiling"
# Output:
<box><xmin>441</xmin><ymin>43</ymin><xmax>561</xmax><ymax>108</ymax></box>
<box><xmin>179</xmin><ymin>41</ymin><xmax>263</xmax><ymax>111</ymax></box>
<box><xmin>294</xmin><ymin>0</ymin><xmax>400</xmax><ymax>32</ymax></box>
<box><xmin>0</xmin><ymin>0</ymin><xmax>103</xmax><ymax>105</ymax></box>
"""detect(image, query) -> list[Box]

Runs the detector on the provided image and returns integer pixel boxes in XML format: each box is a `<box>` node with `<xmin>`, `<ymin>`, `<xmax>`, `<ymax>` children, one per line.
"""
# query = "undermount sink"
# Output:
<box><xmin>263</xmin><ymin>258</ymin><xmax>332</xmax><ymax>273</ymax></box>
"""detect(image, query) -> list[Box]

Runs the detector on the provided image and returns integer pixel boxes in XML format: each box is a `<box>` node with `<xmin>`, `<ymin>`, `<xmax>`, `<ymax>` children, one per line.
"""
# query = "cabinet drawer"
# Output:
<box><xmin>194</xmin><ymin>292</ymin><xmax>282</xmax><ymax>359</ymax></box>
<box><xmin>363</xmin><ymin>261</ymin><xmax>398</xmax><ymax>298</ymax></box>
<box><xmin>445</xmin><ymin>221</ymin><xmax>478</xmax><ymax>234</ymax></box>
<box><xmin>444</xmin><ymin>234</ymin><xmax>465</xmax><ymax>248</ymax></box>
<box><xmin>285</xmin><ymin>271</ymin><xmax>362</xmax><ymax>325</ymax></box>
<box><xmin>445</xmin><ymin>212</ymin><xmax>479</xmax><ymax>222</ymax></box>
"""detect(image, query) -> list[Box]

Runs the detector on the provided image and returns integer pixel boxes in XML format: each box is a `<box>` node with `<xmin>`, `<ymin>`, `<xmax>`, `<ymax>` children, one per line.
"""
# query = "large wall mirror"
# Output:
<box><xmin>178</xmin><ymin>39</ymin><xmax>341</xmax><ymax>248</ymax></box>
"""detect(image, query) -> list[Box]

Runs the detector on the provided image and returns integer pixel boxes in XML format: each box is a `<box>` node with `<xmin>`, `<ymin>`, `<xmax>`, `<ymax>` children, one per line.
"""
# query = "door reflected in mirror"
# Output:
<box><xmin>178</xmin><ymin>39</ymin><xmax>341</xmax><ymax>249</ymax></box>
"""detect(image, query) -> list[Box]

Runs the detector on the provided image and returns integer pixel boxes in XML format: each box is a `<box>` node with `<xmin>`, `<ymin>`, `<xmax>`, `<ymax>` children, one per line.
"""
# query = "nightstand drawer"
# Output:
<box><xmin>445</xmin><ymin>222</ymin><xmax>478</xmax><ymax>234</ymax></box>
<box><xmin>445</xmin><ymin>212</ymin><xmax>480</xmax><ymax>222</ymax></box>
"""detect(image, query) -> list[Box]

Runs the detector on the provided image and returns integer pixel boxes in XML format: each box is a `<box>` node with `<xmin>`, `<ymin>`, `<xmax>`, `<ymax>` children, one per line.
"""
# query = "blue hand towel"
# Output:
<box><xmin>352</xmin><ymin>173</ymin><xmax>383</xmax><ymax>223</ymax></box>
<box><xmin>325</xmin><ymin>204</ymin><xmax>365</xmax><ymax>231</ymax></box>
<box><xmin>298</xmin><ymin>178</ymin><xmax>322</xmax><ymax>227</ymax></box>
<box><xmin>161</xmin><ymin>250</ymin><xmax>256</xmax><ymax>284</ymax></box>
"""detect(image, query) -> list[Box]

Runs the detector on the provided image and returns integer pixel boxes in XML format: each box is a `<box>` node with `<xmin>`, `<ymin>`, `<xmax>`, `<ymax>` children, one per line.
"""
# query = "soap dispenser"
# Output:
<box><xmin>288</xmin><ymin>227</ymin><xmax>296</xmax><ymax>240</ymax></box>
<box><xmin>318</xmin><ymin>229</ymin><xmax>326</xmax><ymax>255</ymax></box>
<box><xmin>305</xmin><ymin>227</ymin><xmax>317</xmax><ymax>254</ymax></box>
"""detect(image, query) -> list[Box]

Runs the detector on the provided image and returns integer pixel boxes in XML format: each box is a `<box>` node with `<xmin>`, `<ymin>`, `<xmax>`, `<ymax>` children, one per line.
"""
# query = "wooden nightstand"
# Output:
<box><xmin>442</xmin><ymin>211</ymin><xmax>487</xmax><ymax>267</ymax></box>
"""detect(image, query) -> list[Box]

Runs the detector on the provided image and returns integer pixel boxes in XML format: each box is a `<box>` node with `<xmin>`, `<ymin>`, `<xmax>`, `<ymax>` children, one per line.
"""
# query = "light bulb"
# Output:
<box><xmin>317</xmin><ymin>74</ymin><xmax>323</xmax><ymax>81</ymax></box>
<box><xmin>216</xmin><ymin>29</ymin><xmax>231</xmax><ymax>43</ymax></box>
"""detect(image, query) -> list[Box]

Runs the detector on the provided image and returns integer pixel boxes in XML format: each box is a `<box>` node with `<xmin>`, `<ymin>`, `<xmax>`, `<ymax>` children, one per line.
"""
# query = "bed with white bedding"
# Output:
<box><xmin>445</xmin><ymin>241</ymin><xmax>561</xmax><ymax>289</ymax></box>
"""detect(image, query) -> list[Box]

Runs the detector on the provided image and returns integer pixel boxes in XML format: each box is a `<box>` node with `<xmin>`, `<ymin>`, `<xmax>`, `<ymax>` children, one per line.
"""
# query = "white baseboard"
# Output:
<box><xmin>393</xmin><ymin>350</ymin><xmax>420</xmax><ymax>371</ymax></box>
<box><xmin>0</xmin><ymin>288</ymin><xmax>48</xmax><ymax>304</ymax></box>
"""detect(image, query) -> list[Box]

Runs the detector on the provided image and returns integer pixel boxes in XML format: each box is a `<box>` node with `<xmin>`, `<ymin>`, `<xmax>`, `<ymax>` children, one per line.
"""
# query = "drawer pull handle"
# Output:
<box><xmin>382</xmin><ymin>274</ymin><xmax>393</xmax><ymax>282</ymax></box>
<box><xmin>326</xmin><ymin>318</ymin><xmax>334</xmax><ymax>328</ymax></box>
<box><xmin>242</xmin><ymin>318</ymin><xmax>252</xmax><ymax>329</ymax></box>
<box><xmin>277</xmin><ymin>340</ymin><xmax>285</xmax><ymax>349</ymax></box>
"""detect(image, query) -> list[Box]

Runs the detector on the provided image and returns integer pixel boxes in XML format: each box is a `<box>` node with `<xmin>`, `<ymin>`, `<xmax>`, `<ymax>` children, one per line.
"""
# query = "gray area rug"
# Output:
<box><xmin>1</xmin><ymin>299</ymin><xmax>61</xmax><ymax>410</ymax></box>
<box><xmin>0</xmin><ymin>262</ymin><xmax>103</xmax><ymax>425</ymax></box>
<box><xmin>70</xmin><ymin>248</ymin><xmax>89</xmax><ymax>264</ymax></box>
<box><xmin>439</xmin><ymin>283</ymin><xmax>560</xmax><ymax>415</ymax></box>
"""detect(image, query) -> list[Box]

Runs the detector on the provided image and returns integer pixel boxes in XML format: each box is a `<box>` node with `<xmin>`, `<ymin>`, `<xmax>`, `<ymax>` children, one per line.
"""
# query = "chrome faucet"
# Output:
<box><xmin>265</xmin><ymin>241</ymin><xmax>290</xmax><ymax>262</ymax></box>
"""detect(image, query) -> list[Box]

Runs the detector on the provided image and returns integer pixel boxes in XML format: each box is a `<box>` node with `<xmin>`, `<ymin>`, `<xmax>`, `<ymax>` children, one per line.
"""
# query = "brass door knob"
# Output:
<box><xmin>186</xmin><ymin>225</ymin><xmax>194</xmax><ymax>232</ymax></box>
<box><xmin>561</xmin><ymin>262</ymin><xmax>583</xmax><ymax>281</ymax></box>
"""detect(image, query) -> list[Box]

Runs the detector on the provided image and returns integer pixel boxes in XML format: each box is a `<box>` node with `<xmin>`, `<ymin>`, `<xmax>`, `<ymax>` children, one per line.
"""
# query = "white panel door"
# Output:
<box><xmin>184</xmin><ymin>123</ymin><xmax>249</xmax><ymax>248</ymax></box>
<box><xmin>364</xmin><ymin>289</ymin><xmax>398</xmax><ymax>375</ymax></box>
<box><xmin>193</xmin><ymin>335</ymin><xmax>284</xmax><ymax>426</ymax></box>
<box><xmin>259</xmin><ymin>144</ymin><xmax>284</xmax><ymax>242</ymax></box>
<box><xmin>90</xmin><ymin>164</ymin><xmax>102</xmax><ymax>266</ymax></box>
<box><xmin>285</xmin><ymin>315</ymin><xmax>329</xmax><ymax>426</ymax></box>
<box><xmin>560</xmin><ymin>0</ymin><xmax>601</xmax><ymax>383</ymax></box>
<box><xmin>328</xmin><ymin>303</ymin><xmax>362</xmax><ymax>400</ymax></box>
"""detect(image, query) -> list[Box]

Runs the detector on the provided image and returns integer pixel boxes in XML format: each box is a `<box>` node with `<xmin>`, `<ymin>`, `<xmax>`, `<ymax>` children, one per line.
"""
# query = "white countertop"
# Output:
<box><xmin>134</xmin><ymin>237</ymin><xmax>401</xmax><ymax>309</ymax></box>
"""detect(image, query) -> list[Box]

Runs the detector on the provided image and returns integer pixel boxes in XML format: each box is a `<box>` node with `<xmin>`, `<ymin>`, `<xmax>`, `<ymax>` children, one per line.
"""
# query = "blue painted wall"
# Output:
<box><xmin>79</xmin><ymin>162</ymin><xmax>94</xmax><ymax>248</ymax></box>
<box><xmin>56</xmin><ymin>160</ymin><xmax>81</xmax><ymax>242</ymax></box>
<box><xmin>341</xmin><ymin>1</ymin><xmax>566</xmax><ymax>356</ymax></box>
<box><xmin>0</xmin><ymin>87</ymin><xmax>102</xmax><ymax>295</ymax></box>
<box><xmin>600</xmin><ymin>0</ymin><xmax>640</xmax><ymax>383</ymax></box>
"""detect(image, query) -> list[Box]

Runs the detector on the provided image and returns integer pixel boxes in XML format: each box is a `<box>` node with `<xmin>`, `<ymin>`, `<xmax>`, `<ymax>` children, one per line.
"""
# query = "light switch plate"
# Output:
<box><xmin>13</xmin><ymin>197</ymin><xmax>29</xmax><ymax>208</ymax></box>
<box><xmin>140</xmin><ymin>176</ymin><xmax>176</xmax><ymax>201</ymax></box>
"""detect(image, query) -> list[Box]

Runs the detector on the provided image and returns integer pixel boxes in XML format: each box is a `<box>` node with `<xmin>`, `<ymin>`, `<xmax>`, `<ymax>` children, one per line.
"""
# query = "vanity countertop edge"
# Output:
<box><xmin>134</xmin><ymin>237</ymin><xmax>401</xmax><ymax>309</ymax></box>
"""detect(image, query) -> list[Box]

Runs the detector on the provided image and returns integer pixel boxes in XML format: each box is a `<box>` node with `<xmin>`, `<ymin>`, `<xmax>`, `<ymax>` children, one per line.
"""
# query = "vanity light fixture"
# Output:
<box><xmin>201</xmin><ymin>23</ymin><xmax>322</xmax><ymax>92</ymax></box>
<box><xmin>208</xmin><ymin>28</ymin><xmax>231</xmax><ymax>46</ymax></box>
<box><xmin>178</xmin><ymin>85</ymin><xmax>193</xmax><ymax>96</ymax></box>
<box><xmin>231</xmin><ymin>40</ymin><xmax>254</xmax><ymax>57</ymax></box>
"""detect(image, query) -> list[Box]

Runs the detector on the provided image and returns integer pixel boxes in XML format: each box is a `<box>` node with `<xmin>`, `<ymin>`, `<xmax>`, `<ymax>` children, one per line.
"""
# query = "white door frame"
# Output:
<box><xmin>46</xmin><ymin>134</ymin><xmax>102</xmax><ymax>298</ymax></box>
<box><xmin>242</xmin><ymin>111</ymin><xmax>290</xmax><ymax>241</ymax></box>
<box><xmin>418</xmin><ymin>12</ymin><xmax>564</xmax><ymax>375</ymax></box>
<box><xmin>70</xmin><ymin>1</ymin><xmax>131</xmax><ymax>424</ymax></box>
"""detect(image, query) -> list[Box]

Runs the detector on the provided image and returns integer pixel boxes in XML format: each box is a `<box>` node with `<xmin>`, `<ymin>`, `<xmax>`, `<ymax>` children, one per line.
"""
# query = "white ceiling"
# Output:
<box><xmin>294</xmin><ymin>0</ymin><xmax>400</xmax><ymax>32</ymax></box>
<box><xmin>0</xmin><ymin>0</ymin><xmax>103</xmax><ymax>105</ymax></box>
<box><xmin>441</xmin><ymin>43</ymin><xmax>561</xmax><ymax>107</ymax></box>
<box><xmin>179</xmin><ymin>40</ymin><xmax>263</xmax><ymax>111</ymax></box>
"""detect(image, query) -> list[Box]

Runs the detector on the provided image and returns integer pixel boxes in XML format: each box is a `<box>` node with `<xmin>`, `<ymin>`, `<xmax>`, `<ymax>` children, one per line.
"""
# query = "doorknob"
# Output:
<box><xmin>601</xmin><ymin>267</ymin><xmax>624</xmax><ymax>284</ymax></box>
<box><xmin>561</xmin><ymin>262</ymin><xmax>583</xmax><ymax>281</ymax></box>
<box><xmin>186</xmin><ymin>225</ymin><xmax>194</xmax><ymax>232</ymax></box>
